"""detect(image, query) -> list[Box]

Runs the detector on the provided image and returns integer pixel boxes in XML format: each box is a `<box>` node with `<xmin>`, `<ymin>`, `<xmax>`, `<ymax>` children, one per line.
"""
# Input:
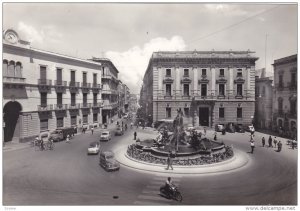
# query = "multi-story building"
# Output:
<box><xmin>90</xmin><ymin>58</ymin><xmax>119</xmax><ymax>124</ymax></box>
<box><xmin>141</xmin><ymin>51</ymin><xmax>258</xmax><ymax>128</ymax></box>
<box><xmin>272</xmin><ymin>54</ymin><xmax>297</xmax><ymax>138</ymax></box>
<box><xmin>3</xmin><ymin>29</ymin><xmax>103</xmax><ymax>143</ymax></box>
<box><xmin>117</xmin><ymin>80</ymin><xmax>125</xmax><ymax>117</ymax></box>
<box><xmin>254</xmin><ymin>68</ymin><xmax>273</xmax><ymax>130</ymax></box>
<box><xmin>124</xmin><ymin>84</ymin><xmax>130</xmax><ymax>113</ymax></box>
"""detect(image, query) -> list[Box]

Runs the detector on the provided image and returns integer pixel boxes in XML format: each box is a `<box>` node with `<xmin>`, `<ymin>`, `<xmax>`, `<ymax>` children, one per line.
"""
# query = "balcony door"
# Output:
<box><xmin>40</xmin><ymin>66</ymin><xmax>47</xmax><ymax>84</ymax></box>
<box><xmin>57</xmin><ymin>68</ymin><xmax>62</xmax><ymax>85</ymax></box>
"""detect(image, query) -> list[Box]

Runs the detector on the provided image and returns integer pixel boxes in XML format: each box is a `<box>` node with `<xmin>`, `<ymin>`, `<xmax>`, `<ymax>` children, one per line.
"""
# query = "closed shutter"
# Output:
<box><xmin>40</xmin><ymin>66</ymin><xmax>47</xmax><ymax>84</ymax></box>
<box><xmin>57</xmin><ymin>68</ymin><xmax>62</xmax><ymax>85</ymax></box>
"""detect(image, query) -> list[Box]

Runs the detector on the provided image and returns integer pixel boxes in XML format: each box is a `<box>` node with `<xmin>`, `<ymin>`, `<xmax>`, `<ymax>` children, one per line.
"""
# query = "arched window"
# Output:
<box><xmin>8</xmin><ymin>60</ymin><xmax>15</xmax><ymax>77</ymax></box>
<box><xmin>3</xmin><ymin>60</ymin><xmax>8</xmax><ymax>77</ymax></box>
<box><xmin>15</xmin><ymin>62</ymin><xmax>22</xmax><ymax>78</ymax></box>
<box><xmin>278</xmin><ymin>97</ymin><xmax>283</xmax><ymax>113</ymax></box>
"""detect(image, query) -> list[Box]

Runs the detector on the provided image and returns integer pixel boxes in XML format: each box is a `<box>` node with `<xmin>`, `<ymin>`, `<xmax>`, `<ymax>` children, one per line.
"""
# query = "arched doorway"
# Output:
<box><xmin>3</xmin><ymin>101</ymin><xmax>22</xmax><ymax>142</ymax></box>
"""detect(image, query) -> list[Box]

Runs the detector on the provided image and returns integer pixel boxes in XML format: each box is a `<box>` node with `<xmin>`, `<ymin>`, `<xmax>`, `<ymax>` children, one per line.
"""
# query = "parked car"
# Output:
<box><xmin>235</xmin><ymin>124</ymin><xmax>245</xmax><ymax>133</ymax></box>
<box><xmin>226</xmin><ymin>123</ymin><xmax>236</xmax><ymax>133</ymax></box>
<box><xmin>115</xmin><ymin>127</ymin><xmax>124</xmax><ymax>136</ymax></box>
<box><xmin>123</xmin><ymin>114</ymin><xmax>129</xmax><ymax>119</ymax></box>
<box><xmin>50</xmin><ymin>127</ymin><xmax>74</xmax><ymax>142</ymax></box>
<box><xmin>87</xmin><ymin>141</ymin><xmax>100</xmax><ymax>155</ymax></box>
<box><xmin>99</xmin><ymin>151</ymin><xmax>120</xmax><ymax>171</ymax></box>
<box><xmin>100</xmin><ymin>130</ymin><xmax>111</xmax><ymax>141</ymax></box>
<box><xmin>215</xmin><ymin>124</ymin><xmax>225</xmax><ymax>132</ymax></box>
<box><xmin>245</xmin><ymin>125</ymin><xmax>255</xmax><ymax>134</ymax></box>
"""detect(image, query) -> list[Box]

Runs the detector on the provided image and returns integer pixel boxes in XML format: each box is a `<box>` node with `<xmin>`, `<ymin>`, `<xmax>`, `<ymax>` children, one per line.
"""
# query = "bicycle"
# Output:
<box><xmin>46</xmin><ymin>139</ymin><xmax>55</xmax><ymax>150</ymax></box>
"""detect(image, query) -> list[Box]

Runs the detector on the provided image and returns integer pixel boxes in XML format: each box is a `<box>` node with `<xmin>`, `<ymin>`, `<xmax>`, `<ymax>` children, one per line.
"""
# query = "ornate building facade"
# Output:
<box><xmin>3</xmin><ymin>29</ymin><xmax>103</xmax><ymax>143</ymax></box>
<box><xmin>141</xmin><ymin>51</ymin><xmax>258</xmax><ymax>128</ymax></box>
<box><xmin>272</xmin><ymin>54</ymin><xmax>297</xmax><ymax>138</ymax></box>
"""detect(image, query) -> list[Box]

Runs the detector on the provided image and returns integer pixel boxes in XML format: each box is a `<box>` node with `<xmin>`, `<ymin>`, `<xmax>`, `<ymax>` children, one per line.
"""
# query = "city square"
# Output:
<box><xmin>1</xmin><ymin>2</ymin><xmax>298</xmax><ymax>209</ymax></box>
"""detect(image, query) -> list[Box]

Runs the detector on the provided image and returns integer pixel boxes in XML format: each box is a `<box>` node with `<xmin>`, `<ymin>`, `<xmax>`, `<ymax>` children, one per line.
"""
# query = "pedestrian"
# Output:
<box><xmin>91</xmin><ymin>127</ymin><xmax>94</xmax><ymax>134</ymax></box>
<box><xmin>273</xmin><ymin>137</ymin><xmax>278</xmax><ymax>148</ymax></box>
<box><xmin>262</xmin><ymin>137</ymin><xmax>265</xmax><ymax>147</ymax></box>
<box><xmin>165</xmin><ymin>152</ymin><xmax>173</xmax><ymax>170</ymax></box>
<box><xmin>250</xmin><ymin>140</ymin><xmax>255</xmax><ymax>154</ymax></box>
<box><xmin>277</xmin><ymin>141</ymin><xmax>282</xmax><ymax>152</ymax></box>
<box><xmin>130</xmin><ymin>122</ymin><xmax>133</xmax><ymax>129</ymax></box>
<box><xmin>134</xmin><ymin>131</ymin><xmax>137</xmax><ymax>140</ymax></box>
<box><xmin>268</xmin><ymin>136</ymin><xmax>273</xmax><ymax>147</ymax></box>
<box><xmin>66</xmin><ymin>134</ymin><xmax>70</xmax><ymax>143</ymax></box>
<box><xmin>204</xmin><ymin>127</ymin><xmax>207</xmax><ymax>136</ymax></box>
<box><xmin>214</xmin><ymin>133</ymin><xmax>217</xmax><ymax>141</ymax></box>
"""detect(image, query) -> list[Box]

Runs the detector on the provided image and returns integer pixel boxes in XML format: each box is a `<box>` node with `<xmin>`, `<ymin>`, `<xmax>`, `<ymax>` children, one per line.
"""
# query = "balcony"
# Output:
<box><xmin>3</xmin><ymin>76</ymin><xmax>26</xmax><ymax>85</ymax></box>
<box><xmin>92</xmin><ymin>102</ymin><xmax>104</xmax><ymax>108</ymax></box>
<box><xmin>38</xmin><ymin>79</ymin><xmax>52</xmax><ymax>92</ymax></box>
<box><xmin>102</xmin><ymin>100</ymin><xmax>118</xmax><ymax>110</ymax></box>
<box><xmin>54</xmin><ymin>80</ymin><xmax>67</xmax><ymax>93</ymax></box>
<box><xmin>217</xmin><ymin>95</ymin><xmax>226</xmax><ymax>99</ymax></box>
<box><xmin>235</xmin><ymin>95</ymin><xmax>243</xmax><ymax>99</ymax></box>
<box><xmin>102</xmin><ymin>89</ymin><xmax>112</xmax><ymax>94</ymax></box>
<box><xmin>91</xmin><ymin>83</ymin><xmax>101</xmax><ymax>93</ymax></box>
<box><xmin>54</xmin><ymin>104</ymin><xmax>68</xmax><ymax>110</ymax></box>
<box><xmin>68</xmin><ymin>103</ymin><xmax>80</xmax><ymax>110</ymax></box>
<box><xmin>81</xmin><ymin>103</ymin><xmax>91</xmax><ymax>109</ymax></box>
<box><xmin>81</xmin><ymin>82</ymin><xmax>91</xmax><ymax>93</ymax></box>
<box><xmin>37</xmin><ymin>104</ymin><xmax>53</xmax><ymax>111</ymax></box>
<box><xmin>69</xmin><ymin>81</ymin><xmax>80</xmax><ymax>93</ymax></box>
<box><xmin>102</xmin><ymin>75</ymin><xmax>112</xmax><ymax>80</ymax></box>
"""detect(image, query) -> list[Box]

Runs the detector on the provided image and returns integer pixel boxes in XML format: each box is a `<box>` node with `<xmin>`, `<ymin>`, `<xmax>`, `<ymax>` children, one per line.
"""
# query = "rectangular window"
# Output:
<box><xmin>237</xmin><ymin>84</ymin><xmax>243</xmax><ymax>96</ymax></box>
<box><xmin>83</xmin><ymin>72</ymin><xmax>87</xmax><ymax>84</ymax></box>
<box><xmin>279</xmin><ymin>75</ymin><xmax>283</xmax><ymax>87</ymax></box>
<box><xmin>183</xmin><ymin>84</ymin><xmax>189</xmax><ymax>96</ymax></box>
<box><xmin>41</xmin><ymin>93</ymin><xmax>47</xmax><ymax>107</ymax></box>
<box><xmin>93</xmin><ymin>113</ymin><xmax>98</xmax><ymax>122</ymax></box>
<box><xmin>184</xmin><ymin>107</ymin><xmax>189</xmax><ymax>118</ymax></box>
<box><xmin>57</xmin><ymin>93</ymin><xmax>62</xmax><ymax>105</ymax></box>
<box><xmin>166</xmin><ymin>84</ymin><xmax>171</xmax><ymax>96</ymax></box>
<box><xmin>83</xmin><ymin>115</ymin><xmax>88</xmax><ymax>124</ymax></box>
<box><xmin>71</xmin><ymin>93</ymin><xmax>76</xmax><ymax>106</ymax></box>
<box><xmin>237</xmin><ymin>108</ymin><xmax>242</xmax><ymax>118</ymax></box>
<box><xmin>40</xmin><ymin>119</ymin><xmax>48</xmax><ymax>131</ymax></box>
<box><xmin>166</xmin><ymin>69</ymin><xmax>171</xmax><ymax>77</ymax></box>
<box><xmin>83</xmin><ymin>93</ymin><xmax>87</xmax><ymax>105</ymax></box>
<box><xmin>93</xmin><ymin>93</ymin><xmax>97</xmax><ymax>105</ymax></box>
<box><xmin>201</xmin><ymin>84</ymin><xmax>207</xmax><ymax>97</ymax></box>
<box><xmin>71</xmin><ymin>70</ymin><xmax>76</xmax><ymax>82</ymax></box>
<box><xmin>93</xmin><ymin>73</ymin><xmax>97</xmax><ymax>85</ymax></box>
<box><xmin>40</xmin><ymin>66</ymin><xmax>47</xmax><ymax>79</ymax></box>
<box><xmin>184</xmin><ymin>69</ymin><xmax>189</xmax><ymax>77</ymax></box>
<box><xmin>219</xmin><ymin>107</ymin><xmax>225</xmax><ymax>118</ymax></box>
<box><xmin>71</xmin><ymin>116</ymin><xmax>77</xmax><ymax>126</ymax></box>
<box><xmin>237</xmin><ymin>69</ymin><xmax>243</xmax><ymax>77</ymax></box>
<box><xmin>166</xmin><ymin>107</ymin><xmax>171</xmax><ymax>118</ymax></box>
<box><xmin>291</xmin><ymin>73</ymin><xmax>296</xmax><ymax>87</ymax></box>
<box><xmin>56</xmin><ymin>68</ymin><xmax>62</xmax><ymax>85</ymax></box>
<box><xmin>219</xmin><ymin>84</ymin><xmax>225</xmax><ymax>96</ymax></box>
<box><xmin>202</xmin><ymin>69</ymin><xmax>206</xmax><ymax>76</ymax></box>
<box><xmin>220</xmin><ymin>69</ymin><xmax>224</xmax><ymax>76</ymax></box>
<box><xmin>57</xmin><ymin>117</ymin><xmax>64</xmax><ymax>128</ymax></box>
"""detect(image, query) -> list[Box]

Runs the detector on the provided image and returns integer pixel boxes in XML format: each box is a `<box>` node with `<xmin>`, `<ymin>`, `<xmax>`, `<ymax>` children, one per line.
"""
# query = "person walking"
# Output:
<box><xmin>277</xmin><ymin>140</ymin><xmax>282</xmax><ymax>152</ymax></box>
<box><xmin>268</xmin><ymin>136</ymin><xmax>273</xmax><ymax>147</ymax></box>
<box><xmin>273</xmin><ymin>137</ymin><xmax>278</xmax><ymax>148</ymax></box>
<box><xmin>91</xmin><ymin>127</ymin><xmax>94</xmax><ymax>135</ymax></box>
<box><xmin>292</xmin><ymin>139</ymin><xmax>297</xmax><ymax>149</ymax></box>
<box><xmin>214</xmin><ymin>132</ymin><xmax>217</xmax><ymax>141</ymax></box>
<box><xmin>165</xmin><ymin>152</ymin><xmax>173</xmax><ymax>170</ymax></box>
<box><xmin>204</xmin><ymin>127</ymin><xmax>207</xmax><ymax>136</ymax></box>
<box><xmin>250</xmin><ymin>140</ymin><xmax>255</xmax><ymax>154</ymax></box>
<box><xmin>133</xmin><ymin>131</ymin><xmax>137</xmax><ymax>140</ymax></box>
<box><xmin>262</xmin><ymin>137</ymin><xmax>265</xmax><ymax>147</ymax></box>
<box><xmin>66</xmin><ymin>134</ymin><xmax>70</xmax><ymax>143</ymax></box>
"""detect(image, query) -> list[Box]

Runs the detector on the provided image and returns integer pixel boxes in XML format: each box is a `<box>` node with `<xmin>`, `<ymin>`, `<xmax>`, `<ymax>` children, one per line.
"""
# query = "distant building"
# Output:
<box><xmin>272</xmin><ymin>54</ymin><xmax>297</xmax><ymax>138</ymax></box>
<box><xmin>90</xmin><ymin>58</ymin><xmax>119</xmax><ymax>124</ymax></box>
<box><xmin>141</xmin><ymin>50</ymin><xmax>258</xmax><ymax>128</ymax></box>
<box><xmin>3</xmin><ymin>29</ymin><xmax>103</xmax><ymax>143</ymax></box>
<box><xmin>254</xmin><ymin>68</ymin><xmax>273</xmax><ymax>130</ymax></box>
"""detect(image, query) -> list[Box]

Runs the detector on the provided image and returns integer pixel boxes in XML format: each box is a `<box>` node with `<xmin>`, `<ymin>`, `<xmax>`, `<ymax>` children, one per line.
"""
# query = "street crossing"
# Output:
<box><xmin>133</xmin><ymin>174</ymin><xmax>183</xmax><ymax>205</ymax></box>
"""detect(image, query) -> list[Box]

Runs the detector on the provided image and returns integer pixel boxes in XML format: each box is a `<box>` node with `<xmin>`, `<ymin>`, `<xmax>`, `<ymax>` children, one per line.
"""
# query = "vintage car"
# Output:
<box><xmin>87</xmin><ymin>141</ymin><xmax>101</xmax><ymax>155</ymax></box>
<box><xmin>99</xmin><ymin>151</ymin><xmax>120</xmax><ymax>171</ymax></box>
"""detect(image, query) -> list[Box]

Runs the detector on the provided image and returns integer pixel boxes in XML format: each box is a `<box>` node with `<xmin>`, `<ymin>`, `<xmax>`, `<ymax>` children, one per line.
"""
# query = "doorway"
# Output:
<box><xmin>3</xmin><ymin>101</ymin><xmax>22</xmax><ymax>142</ymax></box>
<box><xmin>199</xmin><ymin>107</ymin><xmax>209</xmax><ymax>126</ymax></box>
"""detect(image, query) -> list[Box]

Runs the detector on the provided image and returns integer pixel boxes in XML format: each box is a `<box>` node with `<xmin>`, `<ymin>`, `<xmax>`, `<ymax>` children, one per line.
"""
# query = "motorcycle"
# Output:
<box><xmin>160</xmin><ymin>184</ymin><xmax>183</xmax><ymax>202</ymax></box>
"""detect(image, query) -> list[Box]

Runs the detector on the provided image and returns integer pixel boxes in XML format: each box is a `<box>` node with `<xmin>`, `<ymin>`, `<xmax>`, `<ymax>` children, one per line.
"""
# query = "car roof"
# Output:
<box><xmin>90</xmin><ymin>141</ymin><xmax>99</xmax><ymax>145</ymax></box>
<box><xmin>102</xmin><ymin>130</ymin><xmax>110</xmax><ymax>133</ymax></box>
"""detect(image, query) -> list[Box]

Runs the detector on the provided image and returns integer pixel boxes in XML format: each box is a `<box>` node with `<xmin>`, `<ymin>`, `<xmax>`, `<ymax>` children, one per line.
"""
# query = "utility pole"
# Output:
<box><xmin>265</xmin><ymin>34</ymin><xmax>268</xmax><ymax>72</ymax></box>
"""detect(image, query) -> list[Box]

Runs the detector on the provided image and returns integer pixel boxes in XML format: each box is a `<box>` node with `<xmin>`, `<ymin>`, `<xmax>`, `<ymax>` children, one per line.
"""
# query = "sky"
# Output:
<box><xmin>3</xmin><ymin>3</ymin><xmax>298</xmax><ymax>94</ymax></box>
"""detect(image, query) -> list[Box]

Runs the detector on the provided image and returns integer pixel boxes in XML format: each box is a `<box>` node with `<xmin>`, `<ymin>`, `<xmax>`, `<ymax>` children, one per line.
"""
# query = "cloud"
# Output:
<box><xmin>105</xmin><ymin>36</ymin><xmax>186</xmax><ymax>94</ymax></box>
<box><xmin>17</xmin><ymin>22</ymin><xmax>63</xmax><ymax>45</ymax></box>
